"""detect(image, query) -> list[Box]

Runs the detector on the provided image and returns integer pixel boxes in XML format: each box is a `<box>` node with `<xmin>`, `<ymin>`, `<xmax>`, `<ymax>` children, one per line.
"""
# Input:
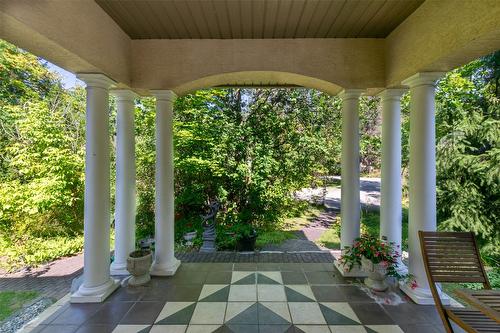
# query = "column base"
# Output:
<box><xmin>150</xmin><ymin>258</ymin><xmax>181</xmax><ymax>276</ymax></box>
<box><xmin>399</xmin><ymin>281</ymin><xmax>450</xmax><ymax>305</ymax></box>
<box><xmin>70</xmin><ymin>278</ymin><xmax>119</xmax><ymax>303</ymax></box>
<box><xmin>334</xmin><ymin>260</ymin><xmax>368</xmax><ymax>277</ymax></box>
<box><xmin>395</xmin><ymin>262</ymin><xmax>408</xmax><ymax>275</ymax></box>
<box><xmin>110</xmin><ymin>262</ymin><xmax>130</xmax><ymax>276</ymax></box>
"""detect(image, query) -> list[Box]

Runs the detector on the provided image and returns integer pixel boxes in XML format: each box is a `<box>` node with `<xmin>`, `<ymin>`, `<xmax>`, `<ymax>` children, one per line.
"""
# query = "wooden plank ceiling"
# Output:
<box><xmin>95</xmin><ymin>0</ymin><xmax>424</xmax><ymax>39</ymax></box>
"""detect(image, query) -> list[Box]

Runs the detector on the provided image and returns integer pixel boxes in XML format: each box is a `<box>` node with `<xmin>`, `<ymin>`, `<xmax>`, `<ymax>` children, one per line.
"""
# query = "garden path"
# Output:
<box><xmin>262</xmin><ymin>177</ymin><xmax>381</xmax><ymax>252</ymax></box>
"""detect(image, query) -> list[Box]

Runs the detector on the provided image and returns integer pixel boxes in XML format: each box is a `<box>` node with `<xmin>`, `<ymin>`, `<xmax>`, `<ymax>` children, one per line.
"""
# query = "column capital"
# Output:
<box><xmin>76</xmin><ymin>73</ymin><xmax>116</xmax><ymax>89</ymax></box>
<box><xmin>111</xmin><ymin>89</ymin><xmax>138</xmax><ymax>102</ymax></box>
<box><xmin>338</xmin><ymin>89</ymin><xmax>364</xmax><ymax>100</ymax></box>
<box><xmin>151</xmin><ymin>90</ymin><xmax>177</xmax><ymax>102</ymax></box>
<box><xmin>402</xmin><ymin>72</ymin><xmax>445</xmax><ymax>88</ymax></box>
<box><xmin>377</xmin><ymin>89</ymin><xmax>408</xmax><ymax>101</ymax></box>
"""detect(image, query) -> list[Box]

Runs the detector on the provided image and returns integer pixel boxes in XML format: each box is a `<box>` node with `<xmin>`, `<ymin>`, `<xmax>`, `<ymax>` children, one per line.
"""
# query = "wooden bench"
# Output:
<box><xmin>419</xmin><ymin>231</ymin><xmax>499</xmax><ymax>333</ymax></box>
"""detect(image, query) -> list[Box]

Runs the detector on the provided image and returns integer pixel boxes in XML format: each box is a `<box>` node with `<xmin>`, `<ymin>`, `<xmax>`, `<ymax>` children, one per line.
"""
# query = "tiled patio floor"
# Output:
<box><xmin>32</xmin><ymin>262</ymin><xmax>448</xmax><ymax>333</ymax></box>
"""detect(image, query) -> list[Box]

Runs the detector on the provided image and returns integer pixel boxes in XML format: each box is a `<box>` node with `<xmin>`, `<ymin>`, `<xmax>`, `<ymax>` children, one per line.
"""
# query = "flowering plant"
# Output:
<box><xmin>339</xmin><ymin>234</ymin><xmax>417</xmax><ymax>288</ymax></box>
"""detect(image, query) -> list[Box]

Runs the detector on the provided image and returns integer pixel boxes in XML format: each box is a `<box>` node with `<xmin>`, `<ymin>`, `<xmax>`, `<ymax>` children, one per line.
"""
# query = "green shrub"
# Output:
<box><xmin>0</xmin><ymin>235</ymin><xmax>84</xmax><ymax>272</ymax></box>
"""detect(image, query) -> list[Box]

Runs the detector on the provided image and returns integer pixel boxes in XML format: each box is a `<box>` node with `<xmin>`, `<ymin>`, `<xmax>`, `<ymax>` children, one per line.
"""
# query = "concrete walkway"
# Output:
<box><xmin>0</xmin><ymin>254</ymin><xmax>84</xmax><ymax>301</ymax></box>
<box><xmin>296</xmin><ymin>176</ymin><xmax>381</xmax><ymax>211</ymax></box>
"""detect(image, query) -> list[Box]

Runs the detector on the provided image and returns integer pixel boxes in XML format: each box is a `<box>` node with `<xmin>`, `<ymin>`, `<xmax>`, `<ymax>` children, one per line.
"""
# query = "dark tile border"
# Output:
<box><xmin>176</xmin><ymin>252</ymin><xmax>335</xmax><ymax>263</ymax></box>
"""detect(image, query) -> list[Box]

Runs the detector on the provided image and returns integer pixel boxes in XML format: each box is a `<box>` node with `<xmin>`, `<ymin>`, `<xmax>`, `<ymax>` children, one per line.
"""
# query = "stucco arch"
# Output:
<box><xmin>172</xmin><ymin>71</ymin><xmax>344</xmax><ymax>97</ymax></box>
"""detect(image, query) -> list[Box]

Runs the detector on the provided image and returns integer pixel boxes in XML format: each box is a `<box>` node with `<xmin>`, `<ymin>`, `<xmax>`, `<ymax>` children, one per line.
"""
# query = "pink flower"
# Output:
<box><xmin>410</xmin><ymin>281</ymin><xmax>418</xmax><ymax>290</ymax></box>
<box><xmin>381</xmin><ymin>261</ymin><xmax>389</xmax><ymax>268</ymax></box>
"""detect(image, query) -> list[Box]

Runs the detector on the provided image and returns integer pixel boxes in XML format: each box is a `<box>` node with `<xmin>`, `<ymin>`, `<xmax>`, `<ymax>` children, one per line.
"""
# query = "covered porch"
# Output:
<box><xmin>1</xmin><ymin>0</ymin><xmax>499</xmax><ymax>327</ymax></box>
<box><xmin>25</xmin><ymin>255</ymin><xmax>449</xmax><ymax>333</ymax></box>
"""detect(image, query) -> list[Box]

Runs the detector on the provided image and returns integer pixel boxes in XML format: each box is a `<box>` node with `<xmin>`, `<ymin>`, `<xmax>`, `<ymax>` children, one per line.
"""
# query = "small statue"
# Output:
<box><xmin>200</xmin><ymin>201</ymin><xmax>220</xmax><ymax>253</ymax></box>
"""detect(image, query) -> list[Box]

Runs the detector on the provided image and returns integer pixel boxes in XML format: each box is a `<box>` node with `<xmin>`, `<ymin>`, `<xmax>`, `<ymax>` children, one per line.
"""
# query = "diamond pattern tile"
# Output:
<box><xmin>231</xmin><ymin>271</ymin><xmax>256</xmax><ymax>284</ymax></box>
<box><xmin>57</xmin><ymin>264</ymin><xmax>411</xmax><ymax>333</ymax></box>
<box><xmin>228</xmin><ymin>285</ymin><xmax>257</xmax><ymax>301</ymax></box>
<box><xmin>294</xmin><ymin>325</ymin><xmax>331</xmax><ymax>333</ymax></box>
<box><xmin>285</xmin><ymin>285</ymin><xmax>316</xmax><ymax>302</ymax></box>
<box><xmin>258</xmin><ymin>302</ymin><xmax>290</xmax><ymax>325</ymax></box>
<box><xmin>198</xmin><ymin>284</ymin><xmax>230</xmax><ymax>302</ymax></box>
<box><xmin>288</xmin><ymin>302</ymin><xmax>327</xmax><ymax>325</ymax></box>
<box><xmin>319</xmin><ymin>302</ymin><xmax>361</xmax><ymax>325</ymax></box>
<box><xmin>155</xmin><ymin>302</ymin><xmax>195</xmax><ymax>325</ymax></box>
<box><xmin>257</xmin><ymin>271</ymin><xmax>283</xmax><ymax>284</ymax></box>
<box><xmin>257</xmin><ymin>284</ymin><xmax>286</xmax><ymax>301</ymax></box>
<box><xmin>225</xmin><ymin>302</ymin><xmax>258</xmax><ymax>324</ymax></box>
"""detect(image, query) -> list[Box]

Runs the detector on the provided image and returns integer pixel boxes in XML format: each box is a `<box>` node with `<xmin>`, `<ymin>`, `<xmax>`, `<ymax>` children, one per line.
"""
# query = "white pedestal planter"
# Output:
<box><xmin>361</xmin><ymin>256</ymin><xmax>388</xmax><ymax>292</ymax></box>
<box><xmin>183</xmin><ymin>231</ymin><xmax>197</xmax><ymax>246</ymax></box>
<box><xmin>127</xmin><ymin>251</ymin><xmax>152</xmax><ymax>286</ymax></box>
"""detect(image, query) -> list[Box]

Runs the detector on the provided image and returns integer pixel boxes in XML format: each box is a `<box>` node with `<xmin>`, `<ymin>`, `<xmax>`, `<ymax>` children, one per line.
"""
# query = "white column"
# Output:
<box><xmin>339</xmin><ymin>89</ymin><xmax>364</xmax><ymax>250</ymax></box>
<box><xmin>110</xmin><ymin>90</ymin><xmax>137</xmax><ymax>275</ymax></box>
<box><xmin>71</xmin><ymin>73</ymin><xmax>119</xmax><ymax>303</ymax></box>
<box><xmin>399</xmin><ymin>72</ymin><xmax>448</xmax><ymax>305</ymax></box>
<box><xmin>379</xmin><ymin>89</ymin><xmax>406</xmax><ymax>251</ymax></box>
<box><xmin>150</xmin><ymin>90</ymin><xmax>181</xmax><ymax>276</ymax></box>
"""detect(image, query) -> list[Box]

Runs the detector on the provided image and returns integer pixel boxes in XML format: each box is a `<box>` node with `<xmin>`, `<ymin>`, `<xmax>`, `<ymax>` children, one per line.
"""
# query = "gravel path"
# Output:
<box><xmin>0</xmin><ymin>297</ymin><xmax>53</xmax><ymax>333</ymax></box>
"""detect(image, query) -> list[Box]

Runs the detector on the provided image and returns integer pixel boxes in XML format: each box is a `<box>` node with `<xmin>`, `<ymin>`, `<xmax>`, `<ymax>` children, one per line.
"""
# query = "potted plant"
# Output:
<box><xmin>183</xmin><ymin>223</ymin><xmax>197</xmax><ymax>246</ymax></box>
<box><xmin>234</xmin><ymin>223</ymin><xmax>258</xmax><ymax>251</ymax></box>
<box><xmin>339</xmin><ymin>234</ymin><xmax>414</xmax><ymax>292</ymax></box>
<box><xmin>127</xmin><ymin>241</ymin><xmax>153</xmax><ymax>286</ymax></box>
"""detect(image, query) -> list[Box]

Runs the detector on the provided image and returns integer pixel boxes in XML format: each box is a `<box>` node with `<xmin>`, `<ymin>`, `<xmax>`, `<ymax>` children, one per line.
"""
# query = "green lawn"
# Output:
<box><xmin>258</xmin><ymin>204</ymin><xmax>410</xmax><ymax>252</ymax></box>
<box><xmin>315</xmin><ymin>207</ymin><xmax>409</xmax><ymax>251</ymax></box>
<box><xmin>255</xmin><ymin>205</ymin><xmax>325</xmax><ymax>249</ymax></box>
<box><xmin>0</xmin><ymin>291</ymin><xmax>38</xmax><ymax>321</ymax></box>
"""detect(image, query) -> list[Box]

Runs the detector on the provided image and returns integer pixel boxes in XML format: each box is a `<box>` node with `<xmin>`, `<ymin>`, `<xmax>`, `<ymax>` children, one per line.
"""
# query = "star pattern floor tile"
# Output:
<box><xmin>257</xmin><ymin>284</ymin><xmax>286</xmax><ymax>301</ymax></box>
<box><xmin>258</xmin><ymin>302</ymin><xmax>291</xmax><ymax>324</ymax></box>
<box><xmin>288</xmin><ymin>302</ymin><xmax>327</xmax><ymax>325</ymax></box>
<box><xmin>229</xmin><ymin>284</ymin><xmax>257</xmax><ymax>301</ymax></box>
<box><xmin>112</xmin><ymin>325</ymin><xmax>151</xmax><ymax>333</ymax></box>
<box><xmin>257</xmin><ymin>271</ymin><xmax>283</xmax><ymax>284</ymax></box>
<box><xmin>185</xmin><ymin>324</ymin><xmax>221</xmax><ymax>333</ymax></box>
<box><xmin>190</xmin><ymin>302</ymin><xmax>226</xmax><ymax>324</ymax></box>
<box><xmin>155</xmin><ymin>302</ymin><xmax>195</xmax><ymax>325</ymax></box>
<box><xmin>150</xmin><ymin>324</ymin><xmax>187</xmax><ymax>332</ymax></box>
<box><xmin>294</xmin><ymin>325</ymin><xmax>331</xmax><ymax>333</ymax></box>
<box><xmin>102</xmin><ymin>266</ymin><xmax>409</xmax><ymax>333</ymax></box>
<box><xmin>225</xmin><ymin>302</ymin><xmax>258</xmax><ymax>324</ymax></box>
<box><xmin>319</xmin><ymin>302</ymin><xmax>361</xmax><ymax>325</ymax></box>
<box><xmin>198</xmin><ymin>284</ymin><xmax>230</xmax><ymax>302</ymax></box>
<box><xmin>285</xmin><ymin>285</ymin><xmax>316</xmax><ymax>302</ymax></box>
<box><xmin>231</xmin><ymin>271</ymin><xmax>256</xmax><ymax>284</ymax></box>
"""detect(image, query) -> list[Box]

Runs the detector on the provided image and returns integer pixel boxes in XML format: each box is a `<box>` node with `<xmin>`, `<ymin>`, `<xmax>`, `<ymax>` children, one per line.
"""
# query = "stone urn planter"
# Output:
<box><xmin>127</xmin><ymin>250</ymin><xmax>152</xmax><ymax>286</ymax></box>
<box><xmin>183</xmin><ymin>231</ymin><xmax>197</xmax><ymax>246</ymax></box>
<box><xmin>361</xmin><ymin>256</ymin><xmax>388</xmax><ymax>291</ymax></box>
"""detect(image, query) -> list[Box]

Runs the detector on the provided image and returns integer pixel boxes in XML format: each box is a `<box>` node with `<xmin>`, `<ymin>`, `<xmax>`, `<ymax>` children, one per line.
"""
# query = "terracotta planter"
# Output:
<box><xmin>127</xmin><ymin>250</ymin><xmax>152</xmax><ymax>286</ymax></box>
<box><xmin>361</xmin><ymin>256</ymin><xmax>388</xmax><ymax>291</ymax></box>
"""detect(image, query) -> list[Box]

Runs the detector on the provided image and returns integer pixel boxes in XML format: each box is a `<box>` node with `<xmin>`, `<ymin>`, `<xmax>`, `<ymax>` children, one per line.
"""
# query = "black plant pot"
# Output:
<box><xmin>236</xmin><ymin>234</ymin><xmax>257</xmax><ymax>251</ymax></box>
